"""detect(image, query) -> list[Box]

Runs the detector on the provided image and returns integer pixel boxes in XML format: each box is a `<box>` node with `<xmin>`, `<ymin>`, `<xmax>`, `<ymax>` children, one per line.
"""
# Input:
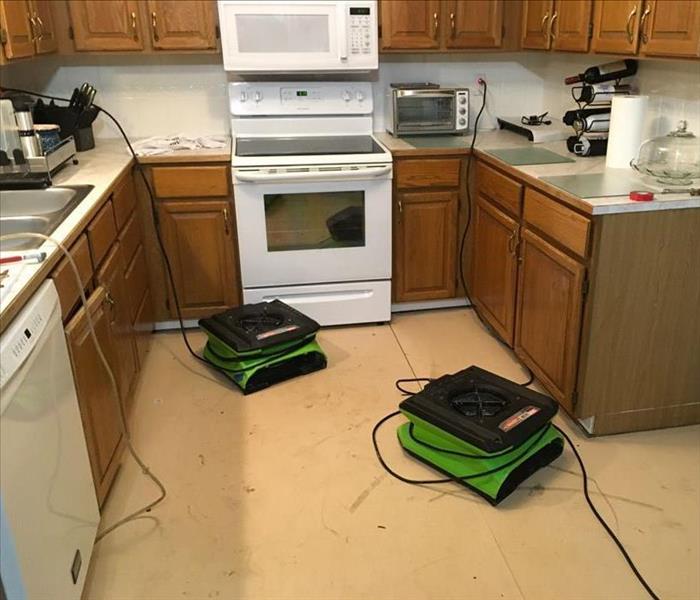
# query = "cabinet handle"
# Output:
<box><xmin>639</xmin><ymin>5</ymin><xmax>651</xmax><ymax>44</ymax></box>
<box><xmin>35</xmin><ymin>14</ymin><xmax>44</xmax><ymax>40</ymax></box>
<box><xmin>151</xmin><ymin>11</ymin><xmax>159</xmax><ymax>42</ymax></box>
<box><xmin>508</xmin><ymin>232</ymin><xmax>517</xmax><ymax>255</ymax></box>
<box><xmin>450</xmin><ymin>12</ymin><xmax>455</xmax><ymax>37</ymax></box>
<box><xmin>28</xmin><ymin>13</ymin><xmax>38</xmax><ymax>41</ymax></box>
<box><xmin>105</xmin><ymin>290</ymin><xmax>116</xmax><ymax>306</ymax></box>
<box><xmin>398</xmin><ymin>198</ymin><xmax>403</xmax><ymax>213</ymax></box>
<box><xmin>625</xmin><ymin>5</ymin><xmax>638</xmax><ymax>44</ymax></box>
<box><xmin>223</xmin><ymin>207</ymin><xmax>230</xmax><ymax>235</ymax></box>
<box><xmin>549</xmin><ymin>11</ymin><xmax>558</xmax><ymax>41</ymax></box>
<box><xmin>433</xmin><ymin>12</ymin><xmax>439</xmax><ymax>39</ymax></box>
<box><xmin>541</xmin><ymin>12</ymin><xmax>549</xmax><ymax>36</ymax></box>
<box><xmin>130</xmin><ymin>11</ymin><xmax>138</xmax><ymax>39</ymax></box>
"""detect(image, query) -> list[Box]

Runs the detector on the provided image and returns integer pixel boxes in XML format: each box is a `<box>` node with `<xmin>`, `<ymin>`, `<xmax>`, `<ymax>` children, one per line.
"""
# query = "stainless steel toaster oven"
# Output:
<box><xmin>386</xmin><ymin>86</ymin><xmax>469</xmax><ymax>136</ymax></box>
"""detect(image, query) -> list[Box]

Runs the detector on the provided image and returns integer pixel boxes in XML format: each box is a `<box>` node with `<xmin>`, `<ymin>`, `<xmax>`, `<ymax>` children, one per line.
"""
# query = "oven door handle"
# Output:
<box><xmin>234</xmin><ymin>165</ymin><xmax>392</xmax><ymax>183</ymax></box>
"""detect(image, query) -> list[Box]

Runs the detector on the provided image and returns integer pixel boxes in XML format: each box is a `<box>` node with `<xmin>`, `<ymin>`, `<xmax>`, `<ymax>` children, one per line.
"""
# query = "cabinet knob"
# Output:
<box><xmin>450</xmin><ymin>12</ymin><xmax>455</xmax><ymax>38</ymax></box>
<box><xmin>433</xmin><ymin>12</ymin><xmax>439</xmax><ymax>40</ymax></box>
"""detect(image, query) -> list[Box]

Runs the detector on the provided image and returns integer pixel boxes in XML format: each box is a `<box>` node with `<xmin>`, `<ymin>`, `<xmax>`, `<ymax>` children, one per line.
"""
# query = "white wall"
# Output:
<box><xmin>3</xmin><ymin>52</ymin><xmax>698</xmax><ymax>141</ymax></box>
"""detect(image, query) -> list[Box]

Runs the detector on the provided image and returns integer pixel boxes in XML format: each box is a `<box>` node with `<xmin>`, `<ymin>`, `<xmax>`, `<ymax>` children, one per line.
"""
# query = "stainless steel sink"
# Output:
<box><xmin>0</xmin><ymin>185</ymin><xmax>94</xmax><ymax>251</ymax></box>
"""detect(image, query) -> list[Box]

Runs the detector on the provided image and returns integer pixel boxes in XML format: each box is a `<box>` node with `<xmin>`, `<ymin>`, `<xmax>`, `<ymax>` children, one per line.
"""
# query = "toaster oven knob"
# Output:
<box><xmin>459</xmin><ymin>107</ymin><xmax>466</xmax><ymax>115</ymax></box>
<box><xmin>459</xmin><ymin>96</ymin><xmax>467</xmax><ymax>105</ymax></box>
<box><xmin>458</xmin><ymin>118</ymin><xmax>466</xmax><ymax>126</ymax></box>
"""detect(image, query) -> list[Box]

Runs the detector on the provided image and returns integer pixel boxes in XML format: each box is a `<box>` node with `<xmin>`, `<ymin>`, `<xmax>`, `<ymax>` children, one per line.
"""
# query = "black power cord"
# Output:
<box><xmin>372</xmin><ymin>382</ymin><xmax>660</xmax><ymax>600</ymax></box>
<box><xmin>457</xmin><ymin>80</ymin><xmax>535</xmax><ymax>388</ymax></box>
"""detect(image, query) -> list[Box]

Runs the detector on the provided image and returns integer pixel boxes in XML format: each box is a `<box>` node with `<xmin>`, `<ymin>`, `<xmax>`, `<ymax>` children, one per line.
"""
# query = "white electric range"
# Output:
<box><xmin>229</xmin><ymin>82</ymin><xmax>392</xmax><ymax>326</ymax></box>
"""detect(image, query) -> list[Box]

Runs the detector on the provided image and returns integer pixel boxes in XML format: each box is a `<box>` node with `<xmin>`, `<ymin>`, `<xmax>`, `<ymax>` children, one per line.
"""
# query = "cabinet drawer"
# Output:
<box><xmin>524</xmin><ymin>188</ymin><xmax>590</xmax><ymax>258</ymax></box>
<box><xmin>124</xmin><ymin>244</ymin><xmax>149</xmax><ymax>322</ymax></box>
<box><xmin>118</xmin><ymin>211</ymin><xmax>142</xmax><ymax>268</ymax></box>
<box><xmin>476</xmin><ymin>161</ymin><xmax>523</xmax><ymax>217</ymax></box>
<box><xmin>87</xmin><ymin>200</ymin><xmax>117</xmax><ymax>267</ymax></box>
<box><xmin>396</xmin><ymin>158</ymin><xmax>461</xmax><ymax>189</ymax></box>
<box><xmin>151</xmin><ymin>166</ymin><xmax>229</xmax><ymax>198</ymax></box>
<box><xmin>112</xmin><ymin>172</ymin><xmax>137</xmax><ymax>231</ymax></box>
<box><xmin>51</xmin><ymin>234</ymin><xmax>93</xmax><ymax>321</ymax></box>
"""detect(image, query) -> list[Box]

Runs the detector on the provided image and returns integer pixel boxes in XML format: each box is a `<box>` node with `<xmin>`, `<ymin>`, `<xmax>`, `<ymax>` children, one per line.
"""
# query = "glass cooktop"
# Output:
<box><xmin>236</xmin><ymin>135</ymin><xmax>384</xmax><ymax>157</ymax></box>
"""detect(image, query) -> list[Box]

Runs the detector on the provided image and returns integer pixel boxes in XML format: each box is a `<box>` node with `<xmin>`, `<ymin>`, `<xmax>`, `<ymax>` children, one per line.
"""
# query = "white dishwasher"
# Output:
<box><xmin>0</xmin><ymin>280</ymin><xmax>99</xmax><ymax>600</ymax></box>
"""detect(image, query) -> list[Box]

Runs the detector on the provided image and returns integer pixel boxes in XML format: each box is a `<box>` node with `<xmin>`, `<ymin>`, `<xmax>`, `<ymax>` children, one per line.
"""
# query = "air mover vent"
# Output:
<box><xmin>450</xmin><ymin>384</ymin><xmax>509</xmax><ymax>419</ymax></box>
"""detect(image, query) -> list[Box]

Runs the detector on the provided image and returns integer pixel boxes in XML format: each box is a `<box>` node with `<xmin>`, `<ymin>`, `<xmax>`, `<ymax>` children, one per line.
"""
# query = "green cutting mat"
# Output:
<box><xmin>400</xmin><ymin>136</ymin><xmax>471</xmax><ymax>149</ymax></box>
<box><xmin>485</xmin><ymin>147</ymin><xmax>575</xmax><ymax>165</ymax></box>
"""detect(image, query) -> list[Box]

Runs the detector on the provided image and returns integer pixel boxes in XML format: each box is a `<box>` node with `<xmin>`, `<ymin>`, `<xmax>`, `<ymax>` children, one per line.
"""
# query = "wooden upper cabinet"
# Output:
<box><xmin>470</xmin><ymin>194</ymin><xmax>519</xmax><ymax>345</ymax></box>
<box><xmin>514</xmin><ymin>228</ymin><xmax>585</xmax><ymax>412</ymax></box>
<box><xmin>380</xmin><ymin>0</ymin><xmax>440</xmax><ymax>49</ymax></box>
<box><xmin>146</xmin><ymin>0</ymin><xmax>217</xmax><ymax>50</ymax></box>
<box><xmin>591</xmin><ymin>0</ymin><xmax>642</xmax><ymax>54</ymax></box>
<box><xmin>521</xmin><ymin>0</ymin><xmax>553</xmax><ymax>50</ymax></box>
<box><xmin>68</xmin><ymin>0</ymin><xmax>144</xmax><ymax>51</ymax></box>
<box><xmin>31</xmin><ymin>0</ymin><xmax>57</xmax><ymax>54</ymax></box>
<box><xmin>550</xmin><ymin>0</ymin><xmax>592</xmax><ymax>52</ymax></box>
<box><xmin>639</xmin><ymin>0</ymin><xmax>700</xmax><ymax>58</ymax></box>
<box><xmin>393</xmin><ymin>189</ymin><xmax>458</xmax><ymax>302</ymax></box>
<box><xmin>444</xmin><ymin>0</ymin><xmax>503</xmax><ymax>49</ymax></box>
<box><xmin>0</xmin><ymin>0</ymin><xmax>35</xmax><ymax>59</ymax></box>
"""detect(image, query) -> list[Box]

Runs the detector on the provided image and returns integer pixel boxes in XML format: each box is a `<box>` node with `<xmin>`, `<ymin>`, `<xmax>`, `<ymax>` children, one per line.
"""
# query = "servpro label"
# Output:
<box><xmin>256</xmin><ymin>324</ymin><xmax>300</xmax><ymax>340</ymax></box>
<box><xmin>499</xmin><ymin>406</ymin><xmax>541</xmax><ymax>432</ymax></box>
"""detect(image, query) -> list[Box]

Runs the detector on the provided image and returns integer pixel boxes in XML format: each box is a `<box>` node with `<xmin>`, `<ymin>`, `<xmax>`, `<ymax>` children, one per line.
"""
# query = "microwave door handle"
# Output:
<box><xmin>338</xmin><ymin>5</ymin><xmax>348</xmax><ymax>60</ymax></box>
<box><xmin>235</xmin><ymin>165</ymin><xmax>391</xmax><ymax>183</ymax></box>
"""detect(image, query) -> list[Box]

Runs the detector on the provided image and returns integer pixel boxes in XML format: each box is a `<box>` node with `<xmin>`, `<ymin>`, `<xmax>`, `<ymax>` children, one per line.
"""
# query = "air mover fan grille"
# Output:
<box><xmin>450</xmin><ymin>386</ymin><xmax>509</xmax><ymax>419</ymax></box>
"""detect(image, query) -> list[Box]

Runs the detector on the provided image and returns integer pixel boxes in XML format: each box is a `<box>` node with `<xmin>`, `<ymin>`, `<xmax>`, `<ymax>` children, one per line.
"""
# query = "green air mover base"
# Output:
<box><xmin>203</xmin><ymin>337</ymin><xmax>327</xmax><ymax>394</ymax></box>
<box><xmin>397</xmin><ymin>419</ymin><xmax>564</xmax><ymax>505</ymax></box>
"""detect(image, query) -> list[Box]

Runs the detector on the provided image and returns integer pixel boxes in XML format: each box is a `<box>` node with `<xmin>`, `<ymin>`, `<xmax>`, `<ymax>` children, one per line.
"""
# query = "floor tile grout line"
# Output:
<box><xmin>388</xmin><ymin>322</ymin><xmax>424</xmax><ymax>389</ymax></box>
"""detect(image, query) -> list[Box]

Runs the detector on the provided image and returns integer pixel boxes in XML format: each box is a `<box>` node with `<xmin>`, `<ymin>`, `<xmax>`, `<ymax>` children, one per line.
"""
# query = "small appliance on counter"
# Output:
<box><xmin>497</xmin><ymin>115</ymin><xmax>569</xmax><ymax>143</ymax></box>
<box><xmin>386</xmin><ymin>84</ymin><xmax>469</xmax><ymax>137</ymax></box>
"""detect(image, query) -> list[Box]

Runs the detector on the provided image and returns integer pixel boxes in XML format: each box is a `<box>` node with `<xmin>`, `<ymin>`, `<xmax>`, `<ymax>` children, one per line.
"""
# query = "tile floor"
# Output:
<box><xmin>83</xmin><ymin>308</ymin><xmax>700</xmax><ymax>600</ymax></box>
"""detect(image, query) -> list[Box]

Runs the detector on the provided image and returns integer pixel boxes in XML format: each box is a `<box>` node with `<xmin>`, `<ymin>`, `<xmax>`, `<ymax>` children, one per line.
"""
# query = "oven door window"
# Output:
<box><xmin>396</xmin><ymin>96</ymin><xmax>454</xmax><ymax>133</ymax></box>
<box><xmin>264</xmin><ymin>191</ymin><xmax>365</xmax><ymax>252</ymax></box>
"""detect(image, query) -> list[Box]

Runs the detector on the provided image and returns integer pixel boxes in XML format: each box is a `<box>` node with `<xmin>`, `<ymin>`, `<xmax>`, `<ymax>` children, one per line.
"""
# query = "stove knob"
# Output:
<box><xmin>254</xmin><ymin>91</ymin><xmax>263</xmax><ymax>103</ymax></box>
<box><xmin>342</xmin><ymin>90</ymin><xmax>352</xmax><ymax>102</ymax></box>
<box><xmin>459</xmin><ymin>118</ymin><xmax>466</xmax><ymax>126</ymax></box>
<box><xmin>240</xmin><ymin>91</ymin><xmax>247</xmax><ymax>103</ymax></box>
<box><xmin>459</xmin><ymin>107</ymin><xmax>466</xmax><ymax>115</ymax></box>
<box><xmin>356</xmin><ymin>90</ymin><xmax>365</xmax><ymax>102</ymax></box>
<box><xmin>459</xmin><ymin>96</ymin><xmax>467</xmax><ymax>105</ymax></box>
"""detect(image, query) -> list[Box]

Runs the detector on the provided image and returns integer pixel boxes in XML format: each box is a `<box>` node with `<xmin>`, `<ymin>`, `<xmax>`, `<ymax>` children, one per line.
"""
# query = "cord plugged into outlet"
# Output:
<box><xmin>473</xmin><ymin>75</ymin><xmax>487</xmax><ymax>96</ymax></box>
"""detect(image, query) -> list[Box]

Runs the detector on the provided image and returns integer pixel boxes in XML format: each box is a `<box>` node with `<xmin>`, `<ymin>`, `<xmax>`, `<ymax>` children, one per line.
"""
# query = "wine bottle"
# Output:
<box><xmin>564</xmin><ymin>59</ymin><xmax>638</xmax><ymax>85</ymax></box>
<box><xmin>574</xmin><ymin>83</ymin><xmax>633</xmax><ymax>104</ymax></box>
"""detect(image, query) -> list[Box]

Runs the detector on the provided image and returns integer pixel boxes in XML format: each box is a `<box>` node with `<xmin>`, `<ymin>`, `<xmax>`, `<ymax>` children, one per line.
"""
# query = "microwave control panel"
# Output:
<box><xmin>349</xmin><ymin>6</ymin><xmax>373</xmax><ymax>55</ymax></box>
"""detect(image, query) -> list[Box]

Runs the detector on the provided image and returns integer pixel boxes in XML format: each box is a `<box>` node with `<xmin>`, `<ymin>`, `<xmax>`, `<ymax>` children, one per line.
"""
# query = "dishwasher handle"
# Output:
<box><xmin>234</xmin><ymin>165</ymin><xmax>392</xmax><ymax>183</ymax></box>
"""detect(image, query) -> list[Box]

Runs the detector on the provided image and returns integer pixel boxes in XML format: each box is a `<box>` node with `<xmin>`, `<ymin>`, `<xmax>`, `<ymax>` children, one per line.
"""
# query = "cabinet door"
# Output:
<box><xmin>551</xmin><ymin>0</ymin><xmax>592</xmax><ymax>52</ymax></box>
<box><xmin>444</xmin><ymin>0</ymin><xmax>503</xmax><ymax>49</ymax></box>
<box><xmin>639</xmin><ymin>0</ymin><xmax>700</xmax><ymax>58</ymax></box>
<box><xmin>67</xmin><ymin>0</ymin><xmax>144</xmax><ymax>51</ymax></box>
<box><xmin>591</xmin><ymin>0</ymin><xmax>641</xmax><ymax>54</ymax></box>
<box><xmin>514</xmin><ymin>228</ymin><xmax>585</xmax><ymax>412</ymax></box>
<box><xmin>146</xmin><ymin>0</ymin><xmax>217</xmax><ymax>50</ymax></box>
<box><xmin>65</xmin><ymin>287</ymin><xmax>123</xmax><ymax>507</ymax></box>
<box><xmin>158</xmin><ymin>199</ymin><xmax>240</xmax><ymax>319</ymax></box>
<box><xmin>393</xmin><ymin>190</ymin><xmax>458</xmax><ymax>302</ymax></box>
<box><xmin>96</xmin><ymin>243</ymin><xmax>138</xmax><ymax>409</ymax></box>
<box><xmin>470</xmin><ymin>194</ymin><xmax>519</xmax><ymax>344</ymax></box>
<box><xmin>380</xmin><ymin>0</ymin><xmax>441</xmax><ymax>49</ymax></box>
<box><xmin>30</xmin><ymin>0</ymin><xmax>57</xmax><ymax>54</ymax></box>
<box><xmin>0</xmin><ymin>0</ymin><xmax>35</xmax><ymax>59</ymax></box>
<box><xmin>521</xmin><ymin>0</ymin><xmax>553</xmax><ymax>50</ymax></box>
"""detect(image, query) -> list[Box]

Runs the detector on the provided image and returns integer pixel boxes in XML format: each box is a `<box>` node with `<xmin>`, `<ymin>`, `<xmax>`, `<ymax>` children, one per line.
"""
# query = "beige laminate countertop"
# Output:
<box><xmin>0</xmin><ymin>137</ymin><xmax>232</xmax><ymax>332</ymax></box>
<box><xmin>374</xmin><ymin>130</ymin><xmax>700</xmax><ymax>216</ymax></box>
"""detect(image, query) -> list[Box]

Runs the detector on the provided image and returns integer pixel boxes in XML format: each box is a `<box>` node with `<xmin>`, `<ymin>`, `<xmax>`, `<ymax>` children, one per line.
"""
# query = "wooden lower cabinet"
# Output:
<box><xmin>514</xmin><ymin>228</ymin><xmax>585</xmax><ymax>413</ymax></box>
<box><xmin>65</xmin><ymin>287</ymin><xmax>123</xmax><ymax>507</ymax></box>
<box><xmin>470</xmin><ymin>194</ymin><xmax>519</xmax><ymax>344</ymax></box>
<box><xmin>393</xmin><ymin>189</ymin><xmax>459</xmax><ymax>302</ymax></box>
<box><xmin>158</xmin><ymin>199</ymin><xmax>240</xmax><ymax>319</ymax></box>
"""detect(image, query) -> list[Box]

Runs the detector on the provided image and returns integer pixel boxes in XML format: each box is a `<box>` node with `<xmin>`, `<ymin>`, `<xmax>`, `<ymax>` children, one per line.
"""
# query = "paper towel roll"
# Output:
<box><xmin>605</xmin><ymin>95</ymin><xmax>648</xmax><ymax>169</ymax></box>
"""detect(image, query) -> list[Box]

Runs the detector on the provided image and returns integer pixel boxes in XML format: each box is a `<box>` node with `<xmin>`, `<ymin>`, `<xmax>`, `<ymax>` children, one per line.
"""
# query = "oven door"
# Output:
<box><xmin>233</xmin><ymin>166</ymin><xmax>391</xmax><ymax>288</ymax></box>
<box><xmin>218</xmin><ymin>1</ymin><xmax>378</xmax><ymax>72</ymax></box>
<box><xmin>394</xmin><ymin>90</ymin><xmax>456</xmax><ymax>134</ymax></box>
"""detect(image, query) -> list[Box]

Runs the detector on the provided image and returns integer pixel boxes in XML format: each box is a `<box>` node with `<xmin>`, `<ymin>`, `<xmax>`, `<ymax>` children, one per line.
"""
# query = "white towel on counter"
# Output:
<box><xmin>132</xmin><ymin>135</ymin><xmax>228</xmax><ymax>156</ymax></box>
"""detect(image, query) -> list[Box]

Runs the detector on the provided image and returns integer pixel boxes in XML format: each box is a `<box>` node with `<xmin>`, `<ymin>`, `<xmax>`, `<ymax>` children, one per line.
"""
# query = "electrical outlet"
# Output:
<box><xmin>473</xmin><ymin>74</ymin><xmax>487</xmax><ymax>96</ymax></box>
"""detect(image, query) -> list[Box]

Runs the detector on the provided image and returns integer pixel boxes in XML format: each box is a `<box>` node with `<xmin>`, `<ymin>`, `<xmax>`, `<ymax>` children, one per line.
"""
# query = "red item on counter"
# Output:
<box><xmin>629</xmin><ymin>190</ymin><xmax>654</xmax><ymax>202</ymax></box>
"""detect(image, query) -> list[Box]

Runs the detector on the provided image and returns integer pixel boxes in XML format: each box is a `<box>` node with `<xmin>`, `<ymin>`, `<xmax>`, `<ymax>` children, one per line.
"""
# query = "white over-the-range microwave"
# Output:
<box><xmin>217</xmin><ymin>1</ymin><xmax>378</xmax><ymax>73</ymax></box>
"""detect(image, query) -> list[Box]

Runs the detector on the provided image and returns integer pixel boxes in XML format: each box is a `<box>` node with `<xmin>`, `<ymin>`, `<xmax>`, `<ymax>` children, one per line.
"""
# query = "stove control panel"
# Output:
<box><xmin>230</xmin><ymin>82</ymin><xmax>373</xmax><ymax>116</ymax></box>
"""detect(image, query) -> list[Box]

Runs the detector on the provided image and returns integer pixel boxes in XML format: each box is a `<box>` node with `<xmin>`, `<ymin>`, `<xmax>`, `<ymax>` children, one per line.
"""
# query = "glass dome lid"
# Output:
<box><xmin>631</xmin><ymin>120</ymin><xmax>700</xmax><ymax>186</ymax></box>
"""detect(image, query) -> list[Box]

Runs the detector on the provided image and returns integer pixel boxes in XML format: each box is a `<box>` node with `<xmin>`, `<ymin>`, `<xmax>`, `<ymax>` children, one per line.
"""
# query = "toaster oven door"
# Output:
<box><xmin>394</xmin><ymin>91</ymin><xmax>455</xmax><ymax>134</ymax></box>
